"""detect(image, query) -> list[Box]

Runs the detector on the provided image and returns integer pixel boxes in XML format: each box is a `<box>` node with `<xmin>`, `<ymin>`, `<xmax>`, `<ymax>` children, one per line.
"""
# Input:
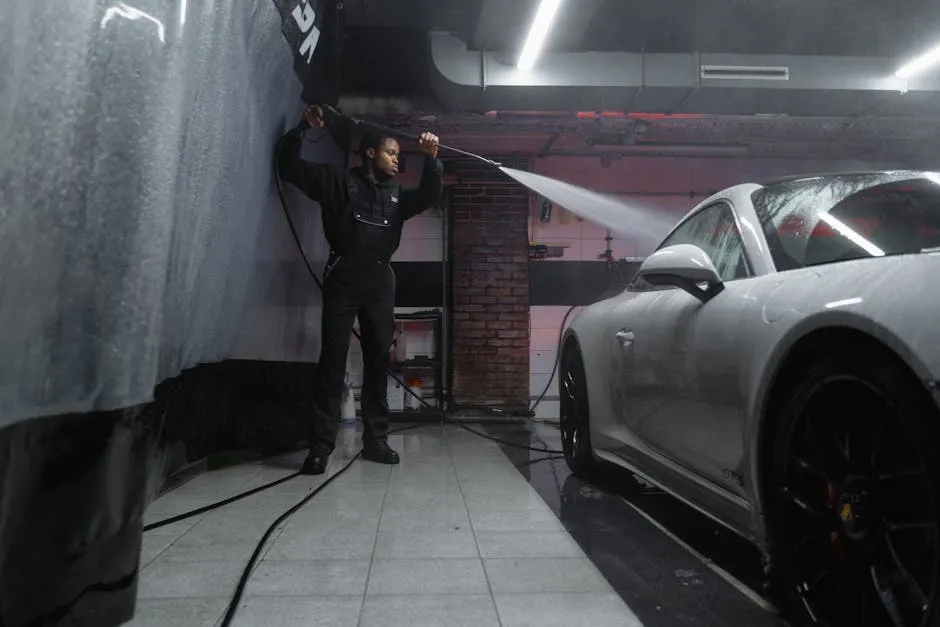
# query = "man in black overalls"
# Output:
<box><xmin>277</xmin><ymin>104</ymin><xmax>443</xmax><ymax>475</ymax></box>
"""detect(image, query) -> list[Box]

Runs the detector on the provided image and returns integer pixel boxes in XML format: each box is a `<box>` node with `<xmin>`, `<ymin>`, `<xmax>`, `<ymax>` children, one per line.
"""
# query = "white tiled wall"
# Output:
<box><xmin>529</xmin><ymin>305</ymin><xmax>582</xmax><ymax>419</ymax></box>
<box><xmin>391</xmin><ymin>151</ymin><xmax>446</xmax><ymax>263</ymax></box>
<box><xmin>393</xmin><ymin>211</ymin><xmax>445</xmax><ymax>261</ymax></box>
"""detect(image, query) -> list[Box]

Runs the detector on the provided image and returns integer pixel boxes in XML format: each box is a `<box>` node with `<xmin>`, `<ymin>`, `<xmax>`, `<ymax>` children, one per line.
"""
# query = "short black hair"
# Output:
<box><xmin>358</xmin><ymin>131</ymin><xmax>397</xmax><ymax>159</ymax></box>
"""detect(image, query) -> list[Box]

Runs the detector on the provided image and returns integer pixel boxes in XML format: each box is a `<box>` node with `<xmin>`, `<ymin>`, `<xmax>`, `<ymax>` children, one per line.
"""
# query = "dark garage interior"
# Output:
<box><xmin>3</xmin><ymin>0</ymin><xmax>940</xmax><ymax>626</ymax></box>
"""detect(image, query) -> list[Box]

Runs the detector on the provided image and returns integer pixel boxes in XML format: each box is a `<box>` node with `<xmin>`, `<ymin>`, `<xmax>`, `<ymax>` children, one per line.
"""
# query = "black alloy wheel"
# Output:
<box><xmin>769</xmin><ymin>353</ymin><xmax>940</xmax><ymax>627</ymax></box>
<box><xmin>560</xmin><ymin>344</ymin><xmax>595</xmax><ymax>477</ymax></box>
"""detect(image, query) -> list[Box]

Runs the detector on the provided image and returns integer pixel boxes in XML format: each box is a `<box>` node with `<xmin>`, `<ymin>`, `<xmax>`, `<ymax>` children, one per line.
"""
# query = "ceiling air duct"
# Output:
<box><xmin>699</xmin><ymin>65</ymin><xmax>790</xmax><ymax>81</ymax></box>
<box><xmin>428</xmin><ymin>31</ymin><xmax>940</xmax><ymax>117</ymax></box>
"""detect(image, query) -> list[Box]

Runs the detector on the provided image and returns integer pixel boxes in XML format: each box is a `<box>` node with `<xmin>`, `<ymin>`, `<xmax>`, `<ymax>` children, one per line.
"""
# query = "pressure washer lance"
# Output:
<box><xmin>320</xmin><ymin>104</ymin><xmax>503</xmax><ymax>168</ymax></box>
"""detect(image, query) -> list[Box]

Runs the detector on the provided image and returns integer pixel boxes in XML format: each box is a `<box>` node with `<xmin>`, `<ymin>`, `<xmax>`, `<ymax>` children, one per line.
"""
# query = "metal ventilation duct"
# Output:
<box><xmin>428</xmin><ymin>31</ymin><xmax>940</xmax><ymax>117</ymax></box>
<box><xmin>699</xmin><ymin>65</ymin><xmax>790</xmax><ymax>81</ymax></box>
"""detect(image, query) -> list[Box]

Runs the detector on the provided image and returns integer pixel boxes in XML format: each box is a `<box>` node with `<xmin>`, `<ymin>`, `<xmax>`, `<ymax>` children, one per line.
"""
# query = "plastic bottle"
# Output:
<box><xmin>341</xmin><ymin>374</ymin><xmax>357</xmax><ymax>424</ymax></box>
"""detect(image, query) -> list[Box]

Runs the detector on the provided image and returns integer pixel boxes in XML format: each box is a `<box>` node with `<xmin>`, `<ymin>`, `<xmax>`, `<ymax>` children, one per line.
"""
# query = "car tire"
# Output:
<box><xmin>765</xmin><ymin>347</ymin><xmax>940</xmax><ymax>627</ymax></box>
<box><xmin>559</xmin><ymin>342</ymin><xmax>596</xmax><ymax>478</ymax></box>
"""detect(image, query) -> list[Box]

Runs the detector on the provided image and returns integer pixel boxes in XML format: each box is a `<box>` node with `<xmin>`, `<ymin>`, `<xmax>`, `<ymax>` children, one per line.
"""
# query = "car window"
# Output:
<box><xmin>659</xmin><ymin>202</ymin><xmax>749</xmax><ymax>281</ymax></box>
<box><xmin>752</xmin><ymin>174</ymin><xmax>940</xmax><ymax>271</ymax></box>
<box><xmin>629</xmin><ymin>202</ymin><xmax>749</xmax><ymax>292</ymax></box>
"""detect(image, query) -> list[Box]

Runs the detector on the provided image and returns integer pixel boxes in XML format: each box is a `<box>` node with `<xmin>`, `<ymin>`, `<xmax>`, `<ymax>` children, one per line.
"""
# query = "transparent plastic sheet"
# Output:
<box><xmin>0</xmin><ymin>1</ymin><xmax>341</xmax><ymax>625</ymax></box>
<box><xmin>0</xmin><ymin>0</ymin><xmax>337</xmax><ymax>428</ymax></box>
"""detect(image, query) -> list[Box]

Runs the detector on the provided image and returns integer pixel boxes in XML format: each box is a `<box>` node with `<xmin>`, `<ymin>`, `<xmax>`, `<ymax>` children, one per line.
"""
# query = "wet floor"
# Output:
<box><xmin>133</xmin><ymin>419</ymin><xmax>788</xmax><ymax>626</ymax></box>
<box><xmin>481</xmin><ymin>421</ymin><xmax>788</xmax><ymax>627</ymax></box>
<box><xmin>133</xmin><ymin>423</ymin><xmax>646</xmax><ymax>626</ymax></box>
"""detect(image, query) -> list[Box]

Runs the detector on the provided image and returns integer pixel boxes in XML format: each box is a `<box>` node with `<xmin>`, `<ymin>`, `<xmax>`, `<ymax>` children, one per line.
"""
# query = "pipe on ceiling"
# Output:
<box><xmin>428</xmin><ymin>31</ymin><xmax>940</xmax><ymax>117</ymax></box>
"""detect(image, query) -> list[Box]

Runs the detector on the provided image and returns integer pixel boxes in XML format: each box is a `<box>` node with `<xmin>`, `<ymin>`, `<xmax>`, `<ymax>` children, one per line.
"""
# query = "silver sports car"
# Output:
<box><xmin>560</xmin><ymin>171</ymin><xmax>940</xmax><ymax>627</ymax></box>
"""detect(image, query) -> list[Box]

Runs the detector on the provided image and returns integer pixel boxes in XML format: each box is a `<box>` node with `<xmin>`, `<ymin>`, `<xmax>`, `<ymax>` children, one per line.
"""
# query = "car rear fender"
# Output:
<box><xmin>746</xmin><ymin>309</ymin><xmax>935</xmax><ymax>542</ymax></box>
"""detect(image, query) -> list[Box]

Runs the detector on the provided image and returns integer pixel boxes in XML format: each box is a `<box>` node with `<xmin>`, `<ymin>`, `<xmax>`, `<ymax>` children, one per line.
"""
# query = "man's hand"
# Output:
<box><xmin>302</xmin><ymin>104</ymin><xmax>325</xmax><ymax>129</ymax></box>
<box><xmin>417</xmin><ymin>131</ymin><xmax>440</xmax><ymax>159</ymax></box>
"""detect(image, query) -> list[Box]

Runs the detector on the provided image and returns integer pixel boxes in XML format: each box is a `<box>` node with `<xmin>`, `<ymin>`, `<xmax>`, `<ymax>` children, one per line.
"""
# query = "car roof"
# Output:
<box><xmin>757</xmin><ymin>170</ymin><xmax>933</xmax><ymax>186</ymax></box>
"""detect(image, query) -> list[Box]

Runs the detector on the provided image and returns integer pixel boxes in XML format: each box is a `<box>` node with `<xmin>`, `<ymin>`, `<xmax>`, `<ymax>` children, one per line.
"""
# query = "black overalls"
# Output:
<box><xmin>311</xmin><ymin>175</ymin><xmax>401</xmax><ymax>455</ymax></box>
<box><xmin>277</xmin><ymin>123</ymin><xmax>444</xmax><ymax>457</ymax></box>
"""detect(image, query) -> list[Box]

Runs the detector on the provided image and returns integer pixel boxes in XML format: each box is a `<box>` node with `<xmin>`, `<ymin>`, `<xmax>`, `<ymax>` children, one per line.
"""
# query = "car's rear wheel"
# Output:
<box><xmin>559</xmin><ymin>342</ymin><xmax>595</xmax><ymax>477</ymax></box>
<box><xmin>767</xmin><ymin>350</ymin><xmax>940</xmax><ymax>627</ymax></box>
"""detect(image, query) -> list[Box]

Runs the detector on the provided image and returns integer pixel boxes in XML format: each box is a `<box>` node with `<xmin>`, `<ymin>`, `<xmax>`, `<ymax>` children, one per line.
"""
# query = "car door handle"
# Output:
<box><xmin>615</xmin><ymin>329</ymin><xmax>635</xmax><ymax>347</ymax></box>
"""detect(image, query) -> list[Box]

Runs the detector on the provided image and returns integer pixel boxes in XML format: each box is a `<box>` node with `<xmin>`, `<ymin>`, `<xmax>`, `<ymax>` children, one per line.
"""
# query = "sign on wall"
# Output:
<box><xmin>270</xmin><ymin>0</ymin><xmax>344</xmax><ymax>105</ymax></box>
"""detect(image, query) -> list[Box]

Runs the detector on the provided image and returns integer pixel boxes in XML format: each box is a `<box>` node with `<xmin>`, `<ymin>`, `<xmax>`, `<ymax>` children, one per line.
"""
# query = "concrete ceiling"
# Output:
<box><xmin>467</xmin><ymin>0</ymin><xmax>940</xmax><ymax>58</ymax></box>
<box><xmin>469</xmin><ymin>0</ymin><xmax>606</xmax><ymax>54</ymax></box>
<box><xmin>341</xmin><ymin>0</ymin><xmax>478</xmax><ymax>34</ymax></box>
<box><xmin>594</xmin><ymin>0</ymin><xmax>940</xmax><ymax>58</ymax></box>
<box><xmin>343</xmin><ymin>0</ymin><xmax>940</xmax><ymax>60</ymax></box>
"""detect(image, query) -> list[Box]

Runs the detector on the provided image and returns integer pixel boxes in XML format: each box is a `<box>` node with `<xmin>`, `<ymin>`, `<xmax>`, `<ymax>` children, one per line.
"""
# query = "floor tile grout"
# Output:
<box><xmin>135</xmin><ymin>426</ymin><xmax>646</xmax><ymax>627</ymax></box>
<box><xmin>444</xmin><ymin>426</ymin><xmax>505</xmax><ymax>627</ymax></box>
<box><xmin>357</xmin><ymin>463</ymin><xmax>390</xmax><ymax>627</ymax></box>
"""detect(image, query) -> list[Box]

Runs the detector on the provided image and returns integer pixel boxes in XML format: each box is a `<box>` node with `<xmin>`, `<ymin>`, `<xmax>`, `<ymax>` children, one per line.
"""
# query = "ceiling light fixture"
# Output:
<box><xmin>895</xmin><ymin>42</ymin><xmax>940</xmax><ymax>79</ymax></box>
<box><xmin>517</xmin><ymin>0</ymin><xmax>564</xmax><ymax>71</ymax></box>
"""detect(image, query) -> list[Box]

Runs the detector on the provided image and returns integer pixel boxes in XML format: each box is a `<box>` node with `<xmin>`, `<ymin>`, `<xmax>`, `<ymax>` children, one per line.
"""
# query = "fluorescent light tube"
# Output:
<box><xmin>895</xmin><ymin>42</ymin><xmax>940</xmax><ymax>79</ymax></box>
<box><xmin>517</xmin><ymin>0</ymin><xmax>564</xmax><ymax>71</ymax></box>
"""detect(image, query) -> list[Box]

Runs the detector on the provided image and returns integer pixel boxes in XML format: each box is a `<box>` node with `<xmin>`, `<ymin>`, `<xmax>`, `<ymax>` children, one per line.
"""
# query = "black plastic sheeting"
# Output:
<box><xmin>0</xmin><ymin>406</ymin><xmax>163</xmax><ymax>627</ymax></box>
<box><xmin>0</xmin><ymin>0</ymin><xmax>342</xmax><ymax>427</ymax></box>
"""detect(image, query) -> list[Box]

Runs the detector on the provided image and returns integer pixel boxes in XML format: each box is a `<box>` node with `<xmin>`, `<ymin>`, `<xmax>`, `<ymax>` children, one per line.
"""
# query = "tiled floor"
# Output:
<box><xmin>129</xmin><ymin>424</ymin><xmax>643</xmax><ymax>626</ymax></box>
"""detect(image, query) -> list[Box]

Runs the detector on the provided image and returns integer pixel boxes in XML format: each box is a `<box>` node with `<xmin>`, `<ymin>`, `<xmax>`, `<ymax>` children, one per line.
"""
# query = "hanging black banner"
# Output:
<box><xmin>271</xmin><ymin>0</ymin><xmax>345</xmax><ymax>106</ymax></box>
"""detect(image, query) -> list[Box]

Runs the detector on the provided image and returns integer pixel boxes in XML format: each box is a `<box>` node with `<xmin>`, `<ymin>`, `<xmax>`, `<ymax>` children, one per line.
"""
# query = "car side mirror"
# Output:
<box><xmin>636</xmin><ymin>244</ymin><xmax>725</xmax><ymax>303</ymax></box>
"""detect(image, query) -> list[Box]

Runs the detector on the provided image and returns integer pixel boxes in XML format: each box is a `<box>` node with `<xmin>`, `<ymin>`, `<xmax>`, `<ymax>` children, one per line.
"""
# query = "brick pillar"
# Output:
<box><xmin>449</xmin><ymin>157</ymin><xmax>530</xmax><ymax>411</ymax></box>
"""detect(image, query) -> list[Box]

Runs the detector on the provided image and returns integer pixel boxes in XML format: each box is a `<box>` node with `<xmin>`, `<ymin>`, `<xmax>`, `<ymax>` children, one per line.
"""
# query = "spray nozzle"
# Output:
<box><xmin>319</xmin><ymin>103</ymin><xmax>345</xmax><ymax>120</ymax></box>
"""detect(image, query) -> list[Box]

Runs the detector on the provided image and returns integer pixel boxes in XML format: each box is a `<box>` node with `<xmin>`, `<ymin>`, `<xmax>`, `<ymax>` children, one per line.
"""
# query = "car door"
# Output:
<box><xmin>611</xmin><ymin>201</ymin><xmax>754</xmax><ymax>497</ymax></box>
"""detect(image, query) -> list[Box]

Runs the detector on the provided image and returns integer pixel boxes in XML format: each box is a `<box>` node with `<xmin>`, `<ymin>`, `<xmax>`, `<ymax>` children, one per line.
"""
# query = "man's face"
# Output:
<box><xmin>370</xmin><ymin>138</ymin><xmax>400</xmax><ymax>179</ymax></box>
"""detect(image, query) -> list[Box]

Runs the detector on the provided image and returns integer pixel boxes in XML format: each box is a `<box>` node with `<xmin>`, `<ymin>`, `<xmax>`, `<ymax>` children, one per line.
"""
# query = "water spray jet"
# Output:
<box><xmin>322</xmin><ymin>105</ymin><xmax>675</xmax><ymax>244</ymax></box>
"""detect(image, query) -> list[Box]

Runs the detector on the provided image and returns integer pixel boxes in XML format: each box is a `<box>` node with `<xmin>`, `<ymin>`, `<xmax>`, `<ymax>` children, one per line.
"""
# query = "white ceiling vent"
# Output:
<box><xmin>700</xmin><ymin>65</ymin><xmax>790</xmax><ymax>81</ymax></box>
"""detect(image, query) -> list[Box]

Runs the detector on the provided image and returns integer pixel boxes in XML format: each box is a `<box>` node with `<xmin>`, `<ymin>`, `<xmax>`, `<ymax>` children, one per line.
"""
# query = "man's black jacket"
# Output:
<box><xmin>277</xmin><ymin>124</ymin><xmax>444</xmax><ymax>262</ymax></box>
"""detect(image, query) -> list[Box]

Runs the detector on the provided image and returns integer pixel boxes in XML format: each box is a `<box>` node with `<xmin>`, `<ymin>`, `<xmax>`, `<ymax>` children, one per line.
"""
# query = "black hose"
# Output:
<box><xmin>528</xmin><ymin>304</ymin><xmax>578</xmax><ymax>415</ymax></box>
<box><xmin>217</xmin><ymin>455</ymin><xmax>362</xmax><ymax>626</ymax></box>
<box><xmin>143</xmin><ymin>471</ymin><xmax>299</xmax><ymax>532</ymax></box>
<box><xmin>216</xmin><ymin>422</ymin><xmax>425</xmax><ymax>627</ymax></box>
<box><xmin>517</xmin><ymin>454</ymin><xmax>566</xmax><ymax>468</ymax></box>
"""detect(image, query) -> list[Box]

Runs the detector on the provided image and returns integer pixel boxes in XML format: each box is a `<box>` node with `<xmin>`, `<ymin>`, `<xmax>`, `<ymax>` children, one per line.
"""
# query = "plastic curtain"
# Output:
<box><xmin>0</xmin><ymin>0</ymin><xmax>341</xmax><ymax>428</ymax></box>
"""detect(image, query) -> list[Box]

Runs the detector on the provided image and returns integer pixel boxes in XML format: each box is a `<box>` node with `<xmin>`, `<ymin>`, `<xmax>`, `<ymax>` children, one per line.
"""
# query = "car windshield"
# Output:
<box><xmin>752</xmin><ymin>172</ymin><xmax>940</xmax><ymax>271</ymax></box>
